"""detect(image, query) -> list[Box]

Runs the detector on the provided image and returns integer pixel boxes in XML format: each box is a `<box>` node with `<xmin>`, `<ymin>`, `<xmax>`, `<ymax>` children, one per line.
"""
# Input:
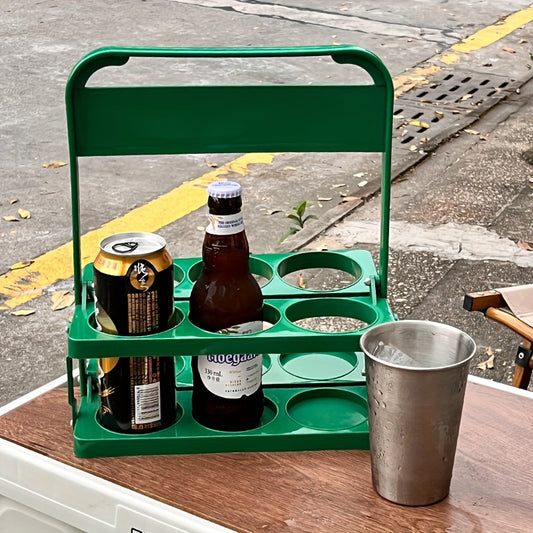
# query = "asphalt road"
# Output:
<box><xmin>1</xmin><ymin>1</ymin><xmax>533</xmax><ymax>406</ymax></box>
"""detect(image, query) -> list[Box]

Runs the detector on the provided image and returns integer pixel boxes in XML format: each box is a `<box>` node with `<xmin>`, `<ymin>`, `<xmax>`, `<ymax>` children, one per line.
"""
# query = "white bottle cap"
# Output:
<box><xmin>207</xmin><ymin>181</ymin><xmax>242</xmax><ymax>198</ymax></box>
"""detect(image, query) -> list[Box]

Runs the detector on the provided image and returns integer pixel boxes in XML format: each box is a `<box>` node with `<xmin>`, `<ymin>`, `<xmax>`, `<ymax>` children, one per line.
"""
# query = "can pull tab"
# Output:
<box><xmin>112</xmin><ymin>241</ymin><xmax>139</xmax><ymax>254</ymax></box>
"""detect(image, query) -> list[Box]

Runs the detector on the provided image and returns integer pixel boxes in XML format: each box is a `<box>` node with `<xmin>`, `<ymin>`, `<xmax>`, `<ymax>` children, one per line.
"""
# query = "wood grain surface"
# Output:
<box><xmin>0</xmin><ymin>382</ymin><xmax>531</xmax><ymax>533</ymax></box>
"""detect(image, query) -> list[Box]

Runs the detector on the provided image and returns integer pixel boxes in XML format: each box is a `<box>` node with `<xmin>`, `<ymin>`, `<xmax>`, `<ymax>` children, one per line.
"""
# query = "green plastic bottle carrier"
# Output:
<box><xmin>65</xmin><ymin>46</ymin><xmax>395</xmax><ymax>458</ymax></box>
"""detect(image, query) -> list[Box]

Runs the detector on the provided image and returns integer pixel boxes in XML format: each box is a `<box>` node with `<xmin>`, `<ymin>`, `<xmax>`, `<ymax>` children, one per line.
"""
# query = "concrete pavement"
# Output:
<box><xmin>1</xmin><ymin>1</ymin><xmax>533</xmax><ymax>405</ymax></box>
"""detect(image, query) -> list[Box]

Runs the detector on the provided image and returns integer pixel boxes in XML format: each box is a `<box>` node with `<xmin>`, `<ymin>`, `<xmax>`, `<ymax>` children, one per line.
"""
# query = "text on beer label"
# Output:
<box><xmin>206</xmin><ymin>213</ymin><xmax>245</xmax><ymax>235</ymax></box>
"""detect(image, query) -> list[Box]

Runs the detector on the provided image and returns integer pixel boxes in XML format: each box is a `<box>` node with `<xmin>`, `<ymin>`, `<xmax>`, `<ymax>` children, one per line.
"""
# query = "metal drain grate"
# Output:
<box><xmin>399</xmin><ymin>68</ymin><xmax>519</xmax><ymax>114</ymax></box>
<box><xmin>392</xmin><ymin>101</ymin><xmax>477</xmax><ymax>153</ymax></box>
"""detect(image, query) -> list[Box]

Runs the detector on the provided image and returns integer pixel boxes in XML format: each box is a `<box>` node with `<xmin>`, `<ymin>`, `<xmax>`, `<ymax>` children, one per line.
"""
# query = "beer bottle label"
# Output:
<box><xmin>197</xmin><ymin>321</ymin><xmax>263</xmax><ymax>399</ymax></box>
<box><xmin>206</xmin><ymin>213</ymin><xmax>245</xmax><ymax>235</ymax></box>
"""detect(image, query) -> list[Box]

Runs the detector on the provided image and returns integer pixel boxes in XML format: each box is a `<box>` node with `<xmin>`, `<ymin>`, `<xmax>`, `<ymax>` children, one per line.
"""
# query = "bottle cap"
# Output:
<box><xmin>207</xmin><ymin>181</ymin><xmax>242</xmax><ymax>199</ymax></box>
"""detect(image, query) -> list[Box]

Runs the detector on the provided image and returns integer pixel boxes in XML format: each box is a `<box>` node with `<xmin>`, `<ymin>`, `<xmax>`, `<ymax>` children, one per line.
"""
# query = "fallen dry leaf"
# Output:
<box><xmin>51</xmin><ymin>290</ymin><xmax>75</xmax><ymax>311</ymax></box>
<box><xmin>9</xmin><ymin>198</ymin><xmax>19</xmax><ymax>205</ymax></box>
<box><xmin>18</xmin><ymin>208</ymin><xmax>31</xmax><ymax>219</ymax></box>
<box><xmin>341</xmin><ymin>196</ymin><xmax>361</xmax><ymax>203</ymax></box>
<box><xmin>464</xmin><ymin>129</ymin><xmax>479</xmax><ymax>135</ymax></box>
<box><xmin>477</xmin><ymin>348</ymin><xmax>495</xmax><ymax>370</ymax></box>
<box><xmin>457</xmin><ymin>94</ymin><xmax>473</xmax><ymax>103</ymax></box>
<box><xmin>10</xmin><ymin>260</ymin><xmax>34</xmax><ymax>270</ymax></box>
<box><xmin>43</xmin><ymin>161</ymin><xmax>67</xmax><ymax>169</ymax></box>
<box><xmin>2</xmin><ymin>215</ymin><xmax>18</xmax><ymax>222</ymax></box>
<box><xmin>264</xmin><ymin>209</ymin><xmax>281</xmax><ymax>216</ymax></box>
<box><xmin>44</xmin><ymin>161</ymin><xmax>67</xmax><ymax>169</ymax></box>
<box><xmin>297</xmin><ymin>273</ymin><xmax>306</xmax><ymax>289</ymax></box>
<box><xmin>518</xmin><ymin>239</ymin><xmax>533</xmax><ymax>251</ymax></box>
<box><xmin>409</xmin><ymin>120</ymin><xmax>429</xmax><ymax>129</ymax></box>
<box><xmin>205</xmin><ymin>161</ymin><xmax>218</xmax><ymax>168</ymax></box>
<box><xmin>11</xmin><ymin>309</ymin><xmax>36</xmax><ymax>317</ymax></box>
<box><xmin>434</xmin><ymin>111</ymin><xmax>444</xmax><ymax>120</ymax></box>
<box><xmin>477</xmin><ymin>355</ymin><xmax>494</xmax><ymax>371</ymax></box>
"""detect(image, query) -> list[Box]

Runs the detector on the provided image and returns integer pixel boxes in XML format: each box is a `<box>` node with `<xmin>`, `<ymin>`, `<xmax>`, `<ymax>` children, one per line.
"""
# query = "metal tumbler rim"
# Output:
<box><xmin>360</xmin><ymin>319</ymin><xmax>476</xmax><ymax>372</ymax></box>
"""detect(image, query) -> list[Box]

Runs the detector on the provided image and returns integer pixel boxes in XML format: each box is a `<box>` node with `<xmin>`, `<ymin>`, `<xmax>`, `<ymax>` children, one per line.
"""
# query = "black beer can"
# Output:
<box><xmin>93</xmin><ymin>232</ymin><xmax>176</xmax><ymax>433</ymax></box>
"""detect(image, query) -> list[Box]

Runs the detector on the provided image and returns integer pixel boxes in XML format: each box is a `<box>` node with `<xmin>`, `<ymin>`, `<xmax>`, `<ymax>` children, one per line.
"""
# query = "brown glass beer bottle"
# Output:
<box><xmin>189</xmin><ymin>181</ymin><xmax>264</xmax><ymax>431</ymax></box>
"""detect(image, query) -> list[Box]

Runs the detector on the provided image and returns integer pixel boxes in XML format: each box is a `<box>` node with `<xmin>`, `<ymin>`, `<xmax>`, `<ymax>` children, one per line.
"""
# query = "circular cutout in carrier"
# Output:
<box><xmin>287</xmin><ymin>389</ymin><xmax>367</xmax><ymax>431</ymax></box>
<box><xmin>174</xmin><ymin>355</ymin><xmax>186</xmax><ymax>378</ymax></box>
<box><xmin>89</xmin><ymin>307</ymin><xmax>184</xmax><ymax>335</ymax></box>
<box><xmin>278</xmin><ymin>251</ymin><xmax>362</xmax><ymax>291</ymax></box>
<box><xmin>280</xmin><ymin>352</ymin><xmax>358</xmax><ymax>380</ymax></box>
<box><xmin>173</xmin><ymin>263</ymin><xmax>186</xmax><ymax>286</ymax></box>
<box><xmin>188</xmin><ymin>256</ymin><xmax>274</xmax><ymax>288</ymax></box>
<box><xmin>286</xmin><ymin>298</ymin><xmax>377</xmax><ymax>333</ymax></box>
<box><xmin>262</xmin><ymin>354</ymin><xmax>272</xmax><ymax>375</ymax></box>
<box><xmin>96</xmin><ymin>401</ymin><xmax>184</xmax><ymax>434</ymax></box>
<box><xmin>258</xmin><ymin>397</ymin><xmax>278</xmax><ymax>428</ymax></box>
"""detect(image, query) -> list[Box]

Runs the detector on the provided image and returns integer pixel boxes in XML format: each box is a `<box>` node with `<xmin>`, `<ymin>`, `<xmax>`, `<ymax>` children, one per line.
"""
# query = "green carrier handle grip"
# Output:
<box><xmin>66</xmin><ymin>45</ymin><xmax>393</xmax><ymax>89</ymax></box>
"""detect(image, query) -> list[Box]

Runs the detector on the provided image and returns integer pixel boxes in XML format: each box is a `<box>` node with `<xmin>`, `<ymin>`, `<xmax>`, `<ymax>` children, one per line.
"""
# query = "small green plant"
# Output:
<box><xmin>279</xmin><ymin>200</ymin><xmax>317</xmax><ymax>242</ymax></box>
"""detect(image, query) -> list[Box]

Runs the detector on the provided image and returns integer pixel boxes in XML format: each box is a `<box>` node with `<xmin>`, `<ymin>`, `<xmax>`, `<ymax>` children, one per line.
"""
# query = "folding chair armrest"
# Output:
<box><xmin>485</xmin><ymin>307</ymin><xmax>533</xmax><ymax>344</ymax></box>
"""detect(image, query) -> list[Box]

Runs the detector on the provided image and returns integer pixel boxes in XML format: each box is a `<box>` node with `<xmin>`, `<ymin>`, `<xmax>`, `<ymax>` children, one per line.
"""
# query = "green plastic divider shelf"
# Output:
<box><xmin>65</xmin><ymin>46</ymin><xmax>395</xmax><ymax>458</ymax></box>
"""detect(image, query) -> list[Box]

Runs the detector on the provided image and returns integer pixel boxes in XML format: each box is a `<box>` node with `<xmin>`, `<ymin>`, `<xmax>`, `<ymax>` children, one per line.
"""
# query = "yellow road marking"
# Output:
<box><xmin>404</xmin><ymin>5</ymin><xmax>533</xmax><ymax>86</ymax></box>
<box><xmin>452</xmin><ymin>6</ymin><xmax>533</xmax><ymax>53</ymax></box>
<box><xmin>0</xmin><ymin>153</ymin><xmax>275</xmax><ymax>309</ymax></box>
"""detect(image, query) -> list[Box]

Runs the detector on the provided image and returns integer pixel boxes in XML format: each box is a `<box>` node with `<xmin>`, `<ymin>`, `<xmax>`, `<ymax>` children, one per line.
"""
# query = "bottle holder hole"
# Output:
<box><xmin>286</xmin><ymin>389</ymin><xmax>367</xmax><ymax>431</ymax></box>
<box><xmin>188</xmin><ymin>257</ymin><xmax>274</xmax><ymax>288</ymax></box>
<box><xmin>285</xmin><ymin>298</ymin><xmax>377</xmax><ymax>333</ymax></box>
<box><xmin>88</xmin><ymin>308</ymin><xmax>185</xmax><ymax>335</ymax></box>
<box><xmin>277</xmin><ymin>252</ymin><xmax>362</xmax><ymax>292</ymax></box>
<box><xmin>280</xmin><ymin>352</ymin><xmax>359</xmax><ymax>381</ymax></box>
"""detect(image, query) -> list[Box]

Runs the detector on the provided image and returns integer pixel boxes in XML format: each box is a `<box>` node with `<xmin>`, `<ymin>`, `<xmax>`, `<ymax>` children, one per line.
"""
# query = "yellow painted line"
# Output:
<box><xmin>0</xmin><ymin>153</ymin><xmax>275</xmax><ymax>309</ymax></box>
<box><xmin>399</xmin><ymin>5</ymin><xmax>533</xmax><ymax>90</ymax></box>
<box><xmin>452</xmin><ymin>6</ymin><xmax>533</xmax><ymax>53</ymax></box>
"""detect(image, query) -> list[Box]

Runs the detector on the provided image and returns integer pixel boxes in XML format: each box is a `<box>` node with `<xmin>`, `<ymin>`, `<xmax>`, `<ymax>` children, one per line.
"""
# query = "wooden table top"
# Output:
<box><xmin>0</xmin><ymin>379</ymin><xmax>532</xmax><ymax>533</ymax></box>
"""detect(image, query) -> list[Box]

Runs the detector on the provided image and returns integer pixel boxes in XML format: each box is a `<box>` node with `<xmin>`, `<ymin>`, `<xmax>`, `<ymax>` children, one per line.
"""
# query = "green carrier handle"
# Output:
<box><xmin>65</xmin><ymin>45</ymin><xmax>394</xmax><ymax>303</ymax></box>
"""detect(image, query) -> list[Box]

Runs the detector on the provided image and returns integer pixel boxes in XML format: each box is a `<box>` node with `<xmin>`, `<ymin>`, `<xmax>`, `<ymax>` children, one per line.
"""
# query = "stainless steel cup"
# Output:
<box><xmin>360</xmin><ymin>320</ymin><xmax>476</xmax><ymax>506</ymax></box>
